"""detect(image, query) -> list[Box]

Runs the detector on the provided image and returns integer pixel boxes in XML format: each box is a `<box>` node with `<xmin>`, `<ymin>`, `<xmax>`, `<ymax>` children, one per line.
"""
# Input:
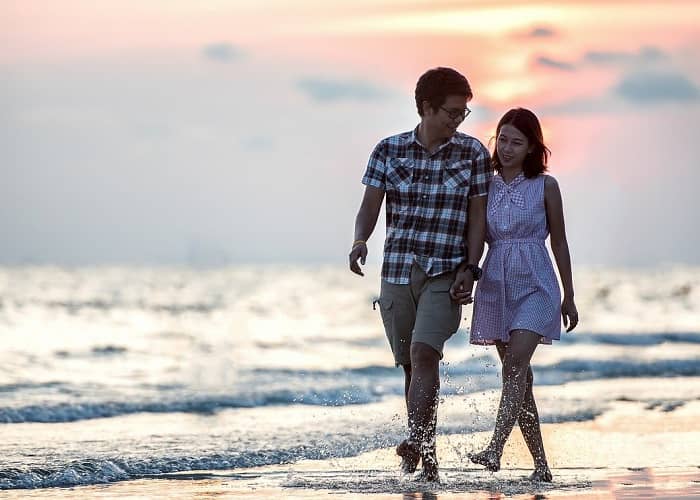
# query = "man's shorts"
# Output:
<box><xmin>377</xmin><ymin>264</ymin><xmax>462</xmax><ymax>366</ymax></box>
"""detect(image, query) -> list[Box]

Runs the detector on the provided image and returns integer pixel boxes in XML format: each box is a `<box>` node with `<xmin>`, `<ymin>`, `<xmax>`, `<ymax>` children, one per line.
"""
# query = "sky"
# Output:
<box><xmin>2</xmin><ymin>0</ymin><xmax>700</xmax><ymax>267</ymax></box>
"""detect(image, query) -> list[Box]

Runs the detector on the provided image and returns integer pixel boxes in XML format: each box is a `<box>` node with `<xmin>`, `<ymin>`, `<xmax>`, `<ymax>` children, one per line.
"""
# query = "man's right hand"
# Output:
<box><xmin>348</xmin><ymin>242</ymin><xmax>368</xmax><ymax>276</ymax></box>
<box><xmin>450</xmin><ymin>270</ymin><xmax>474</xmax><ymax>304</ymax></box>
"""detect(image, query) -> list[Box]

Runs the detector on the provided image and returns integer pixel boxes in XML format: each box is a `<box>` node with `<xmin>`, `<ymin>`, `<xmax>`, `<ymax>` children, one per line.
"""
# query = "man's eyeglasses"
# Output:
<box><xmin>440</xmin><ymin>106</ymin><xmax>471</xmax><ymax>121</ymax></box>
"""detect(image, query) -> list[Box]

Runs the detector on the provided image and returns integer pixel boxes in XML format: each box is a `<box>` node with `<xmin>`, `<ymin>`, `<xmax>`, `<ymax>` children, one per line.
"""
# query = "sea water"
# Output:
<box><xmin>0</xmin><ymin>265</ymin><xmax>698</xmax><ymax>489</ymax></box>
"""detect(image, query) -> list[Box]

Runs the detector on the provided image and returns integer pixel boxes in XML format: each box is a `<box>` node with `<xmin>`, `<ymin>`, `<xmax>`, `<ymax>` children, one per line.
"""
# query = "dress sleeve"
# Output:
<box><xmin>361</xmin><ymin>141</ymin><xmax>387</xmax><ymax>189</ymax></box>
<box><xmin>468</xmin><ymin>148</ymin><xmax>493</xmax><ymax>198</ymax></box>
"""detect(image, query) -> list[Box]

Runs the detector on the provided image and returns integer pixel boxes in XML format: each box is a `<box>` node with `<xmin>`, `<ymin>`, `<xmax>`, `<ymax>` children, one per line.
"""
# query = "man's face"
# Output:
<box><xmin>423</xmin><ymin>95</ymin><xmax>470</xmax><ymax>139</ymax></box>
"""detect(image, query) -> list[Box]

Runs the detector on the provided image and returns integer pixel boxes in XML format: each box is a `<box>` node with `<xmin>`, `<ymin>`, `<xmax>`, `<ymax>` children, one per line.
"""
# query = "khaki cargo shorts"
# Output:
<box><xmin>377</xmin><ymin>264</ymin><xmax>462</xmax><ymax>366</ymax></box>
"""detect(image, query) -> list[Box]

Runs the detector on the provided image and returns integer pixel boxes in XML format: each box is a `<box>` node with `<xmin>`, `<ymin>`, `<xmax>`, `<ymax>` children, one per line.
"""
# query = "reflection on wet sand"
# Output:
<box><xmin>0</xmin><ymin>466</ymin><xmax>697</xmax><ymax>499</ymax></box>
<box><xmin>591</xmin><ymin>467</ymin><xmax>700</xmax><ymax>499</ymax></box>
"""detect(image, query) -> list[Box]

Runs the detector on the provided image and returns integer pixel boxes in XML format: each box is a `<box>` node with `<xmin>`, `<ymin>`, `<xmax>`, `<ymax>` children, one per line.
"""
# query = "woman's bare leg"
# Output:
<box><xmin>469</xmin><ymin>330</ymin><xmax>541</xmax><ymax>471</ymax></box>
<box><xmin>494</xmin><ymin>343</ymin><xmax>551</xmax><ymax>480</ymax></box>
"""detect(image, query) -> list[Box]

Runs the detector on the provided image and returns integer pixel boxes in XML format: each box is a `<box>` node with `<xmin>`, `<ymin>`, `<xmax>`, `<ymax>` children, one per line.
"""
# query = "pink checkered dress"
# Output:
<box><xmin>470</xmin><ymin>173</ymin><xmax>561</xmax><ymax>345</ymax></box>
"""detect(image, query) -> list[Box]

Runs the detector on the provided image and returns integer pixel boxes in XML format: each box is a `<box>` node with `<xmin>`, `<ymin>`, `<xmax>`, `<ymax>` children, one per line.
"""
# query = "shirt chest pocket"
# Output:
<box><xmin>386</xmin><ymin>158</ymin><xmax>413</xmax><ymax>191</ymax></box>
<box><xmin>442</xmin><ymin>160</ymin><xmax>472</xmax><ymax>191</ymax></box>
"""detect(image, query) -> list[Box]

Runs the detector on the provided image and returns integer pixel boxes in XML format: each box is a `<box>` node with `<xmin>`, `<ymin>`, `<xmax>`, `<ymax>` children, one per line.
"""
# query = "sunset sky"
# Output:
<box><xmin>2</xmin><ymin>0</ymin><xmax>699</xmax><ymax>266</ymax></box>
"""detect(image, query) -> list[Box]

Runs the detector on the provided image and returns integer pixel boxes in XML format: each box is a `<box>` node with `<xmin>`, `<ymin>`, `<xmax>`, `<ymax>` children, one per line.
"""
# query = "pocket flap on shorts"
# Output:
<box><xmin>379</xmin><ymin>298</ymin><xmax>393</xmax><ymax>310</ymax></box>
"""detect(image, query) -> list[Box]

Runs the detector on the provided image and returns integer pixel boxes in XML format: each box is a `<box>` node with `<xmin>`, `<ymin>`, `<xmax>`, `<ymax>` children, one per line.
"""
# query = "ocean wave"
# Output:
<box><xmin>2</xmin><ymin>356</ymin><xmax>696</xmax><ymax>424</ymax></box>
<box><xmin>0</xmin><ymin>387</ymin><xmax>387</xmax><ymax>424</ymax></box>
<box><xmin>16</xmin><ymin>299</ymin><xmax>221</xmax><ymax>315</ymax></box>
<box><xmin>443</xmin><ymin>356</ymin><xmax>700</xmax><ymax>380</ymax></box>
<box><xmin>563</xmin><ymin>332</ymin><xmax>700</xmax><ymax>346</ymax></box>
<box><xmin>0</xmin><ymin>435</ymin><xmax>395</xmax><ymax>489</ymax></box>
<box><xmin>0</xmin><ymin>405</ymin><xmax>602</xmax><ymax>490</ymax></box>
<box><xmin>251</xmin><ymin>356</ymin><xmax>495</xmax><ymax>379</ymax></box>
<box><xmin>538</xmin><ymin>358</ymin><xmax>700</xmax><ymax>379</ymax></box>
<box><xmin>54</xmin><ymin>345</ymin><xmax>128</xmax><ymax>358</ymax></box>
<box><xmin>0</xmin><ymin>381</ymin><xmax>63</xmax><ymax>393</ymax></box>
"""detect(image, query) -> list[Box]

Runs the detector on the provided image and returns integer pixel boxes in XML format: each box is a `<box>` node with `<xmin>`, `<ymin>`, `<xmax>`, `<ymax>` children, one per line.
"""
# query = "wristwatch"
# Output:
<box><xmin>464</xmin><ymin>264</ymin><xmax>482</xmax><ymax>281</ymax></box>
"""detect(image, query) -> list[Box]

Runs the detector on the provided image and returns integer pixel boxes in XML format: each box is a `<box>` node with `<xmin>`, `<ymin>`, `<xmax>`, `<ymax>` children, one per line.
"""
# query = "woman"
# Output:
<box><xmin>468</xmin><ymin>108</ymin><xmax>578</xmax><ymax>482</ymax></box>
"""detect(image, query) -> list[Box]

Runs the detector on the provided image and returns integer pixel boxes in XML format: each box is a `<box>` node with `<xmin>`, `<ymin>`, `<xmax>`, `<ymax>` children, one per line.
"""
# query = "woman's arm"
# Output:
<box><xmin>544</xmin><ymin>175</ymin><xmax>578</xmax><ymax>331</ymax></box>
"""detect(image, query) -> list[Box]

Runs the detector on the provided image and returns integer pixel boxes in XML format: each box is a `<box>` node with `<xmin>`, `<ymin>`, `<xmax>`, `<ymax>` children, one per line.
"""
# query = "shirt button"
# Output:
<box><xmin>424</xmin><ymin>175</ymin><xmax>429</xmax><ymax>180</ymax></box>
<box><xmin>422</xmin><ymin>195</ymin><xmax>427</xmax><ymax>199</ymax></box>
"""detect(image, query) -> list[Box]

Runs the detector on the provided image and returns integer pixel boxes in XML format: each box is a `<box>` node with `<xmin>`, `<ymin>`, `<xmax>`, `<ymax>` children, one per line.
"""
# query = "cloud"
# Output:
<box><xmin>536</xmin><ymin>46</ymin><xmax>667</xmax><ymax>75</ymax></box>
<box><xmin>535</xmin><ymin>56</ymin><xmax>576</xmax><ymax>71</ymax></box>
<box><xmin>584</xmin><ymin>46</ymin><xmax>667</xmax><ymax>65</ymax></box>
<box><xmin>539</xmin><ymin>96</ymin><xmax>611</xmax><ymax>115</ymax></box>
<box><xmin>543</xmin><ymin>70</ymin><xmax>700</xmax><ymax>114</ymax></box>
<box><xmin>202</xmin><ymin>43</ymin><xmax>243</xmax><ymax>62</ymax></box>
<box><xmin>297</xmin><ymin>78</ymin><xmax>389</xmax><ymax>102</ymax></box>
<box><xmin>527</xmin><ymin>26</ymin><xmax>556</xmax><ymax>38</ymax></box>
<box><xmin>512</xmin><ymin>26</ymin><xmax>557</xmax><ymax>40</ymax></box>
<box><xmin>614</xmin><ymin>71</ymin><xmax>700</xmax><ymax>103</ymax></box>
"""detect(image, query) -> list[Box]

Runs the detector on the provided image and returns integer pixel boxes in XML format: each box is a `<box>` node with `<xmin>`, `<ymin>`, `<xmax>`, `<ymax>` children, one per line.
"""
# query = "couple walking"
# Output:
<box><xmin>348</xmin><ymin>67</ymin><xmax>578</xmax><ymax>482</ymax></box>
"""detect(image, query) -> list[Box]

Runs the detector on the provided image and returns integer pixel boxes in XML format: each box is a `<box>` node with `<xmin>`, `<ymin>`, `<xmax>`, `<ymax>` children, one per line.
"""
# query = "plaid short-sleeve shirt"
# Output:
<box><xmin>362</xmin><ymin>127</ymin><xmax>493</xmax><ymax>284</ymax></box>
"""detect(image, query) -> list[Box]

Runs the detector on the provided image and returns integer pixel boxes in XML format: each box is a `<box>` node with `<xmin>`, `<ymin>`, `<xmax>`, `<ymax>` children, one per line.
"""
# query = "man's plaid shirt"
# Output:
<box><xmin>362</xmin><ymin>127</ymin><xmax>493</xmax><ymax>284</ymax></box>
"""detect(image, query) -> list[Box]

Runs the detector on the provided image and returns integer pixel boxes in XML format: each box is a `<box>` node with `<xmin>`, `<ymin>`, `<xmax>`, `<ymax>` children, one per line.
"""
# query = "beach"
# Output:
<box><xmin>1</xmin><ymin>265</ymin><xmax>699</xmax><ymax>498</ymax></box>
<box><xmin>3</xmin><ymin>378</ymin><xmax>699</xmax><ymax>498</ymax></box>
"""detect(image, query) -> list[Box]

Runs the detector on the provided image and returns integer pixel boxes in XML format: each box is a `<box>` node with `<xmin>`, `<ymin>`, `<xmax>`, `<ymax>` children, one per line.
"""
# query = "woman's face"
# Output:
<box><xmin>496</xmin><ymin>124</ymin><xmax>532</xmax><ymax>170</ymax></box>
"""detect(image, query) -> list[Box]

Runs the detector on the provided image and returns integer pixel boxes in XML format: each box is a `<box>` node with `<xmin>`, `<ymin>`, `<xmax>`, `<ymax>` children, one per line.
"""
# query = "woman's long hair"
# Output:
<box><xmin>492</xmin><ymin>108</ymin><xmax>550</xmax><ymax>178</ymax></box>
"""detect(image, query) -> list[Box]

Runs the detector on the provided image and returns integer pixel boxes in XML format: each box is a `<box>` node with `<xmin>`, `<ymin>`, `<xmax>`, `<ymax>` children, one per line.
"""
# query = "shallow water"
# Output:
<box><xmin>0</xmin><ymin>265</ymin><xmax>698</xmax><ymax>489</ymax></box>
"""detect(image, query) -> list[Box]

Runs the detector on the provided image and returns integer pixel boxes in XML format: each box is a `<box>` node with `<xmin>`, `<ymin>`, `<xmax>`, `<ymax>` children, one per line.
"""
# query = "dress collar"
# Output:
<box><xmin>489</xmin><ymin>172</ymin><xmax>527</xmax><ymax>216</ymax></box>
<box><xmin>495</xmin><ymin>171</ymin><xmax>526</xmax><ymax>189</ymax></box>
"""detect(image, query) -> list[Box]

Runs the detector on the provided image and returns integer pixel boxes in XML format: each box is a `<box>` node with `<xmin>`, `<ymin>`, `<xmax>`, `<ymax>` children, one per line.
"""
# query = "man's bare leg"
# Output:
<box><xmin>407</xmin><ymin>342</ymin><xmax>441</xmax><ymax>481</ymax></box>
<box><xmin>469</xmin><ymin>330</ymin><xmax>541</xmax><ymax>473</ymax></box>
<box><xmin>397</xmin><ymin>363</ymin><xmax>421</xmax><ymax>473</ymax></box>
<box><xmin>402</xmin><ymin>363</ymin><xmax>412</xmax><ymax>405</ymax></box>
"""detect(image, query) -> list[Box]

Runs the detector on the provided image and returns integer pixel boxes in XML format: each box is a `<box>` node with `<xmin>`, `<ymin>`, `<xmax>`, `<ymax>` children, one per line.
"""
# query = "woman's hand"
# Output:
<box><xmin>450</xmin><ymin>271</ymin><xmax>474</xmax><ymax>304</ymax></box>
<box><xmin>562</xmin><ymin>296</ymin><xmax>578</xmax><ymax>332</ymax></box>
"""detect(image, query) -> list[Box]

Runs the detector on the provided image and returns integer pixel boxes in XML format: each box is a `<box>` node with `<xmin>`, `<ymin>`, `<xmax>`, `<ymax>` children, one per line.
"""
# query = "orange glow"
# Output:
<box><xmin>3</xmin><ymin>0</ymin><xmax>700</xmax><ymax>171</ymax></box>
<box><xmin>327</xmin><ymin>5</ymin><xmax>570</xmax><ymax>36</ymax></box>
<box><xmin>4</xmin><ymin>1</ymin><xmax>700</xmax><ymax>60</ymax></box>
<box><xmin>483</xmin><ymin>78</ymin><xmax>539</xmax><ymax>102</ymax></box>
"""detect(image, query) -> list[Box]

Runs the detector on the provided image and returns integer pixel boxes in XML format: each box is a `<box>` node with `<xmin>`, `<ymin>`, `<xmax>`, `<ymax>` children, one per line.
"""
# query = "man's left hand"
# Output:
<box><xmin>450</xmin><ymin>271</ymin><xmax>475</xmax><ymax>304</ymax></box>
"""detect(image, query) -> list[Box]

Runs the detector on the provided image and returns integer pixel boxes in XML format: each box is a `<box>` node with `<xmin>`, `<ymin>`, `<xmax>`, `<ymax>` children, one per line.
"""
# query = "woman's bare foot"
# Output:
<box><xmin>396</xmin><ymin>439</ymin><xmax>420</xmax><ymax>474</ymax></box>
<box><xmin>529</xmin><ymin>465</ymin><xmax>552</xmax><ymax>482</ymax></box>
<box><xmin>468</xmin><ymin>449</ymin><xmax>500</xmax><ymax>472</ymax></box>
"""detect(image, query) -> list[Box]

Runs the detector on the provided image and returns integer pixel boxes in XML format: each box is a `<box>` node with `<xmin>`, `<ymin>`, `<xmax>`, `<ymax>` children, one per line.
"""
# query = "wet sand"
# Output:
<box><xmin>5</xmin><ymin>399</ymin><xmax>699</xmax><ymax>499</ymax></box>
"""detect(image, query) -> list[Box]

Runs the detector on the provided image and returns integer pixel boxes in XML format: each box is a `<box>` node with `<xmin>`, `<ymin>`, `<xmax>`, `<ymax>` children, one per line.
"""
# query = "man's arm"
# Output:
<box><xmin>464</xmin><ymin>195</ymin><xmax>487</xmax><ymax>269</ymax></box>
<box><xmin>450</xmin><ymin>195</ymin><xmax>487</xmax><ymax>302</ymax></box>
<box><xmin>349</xmin><ymin>185</ymin><xmax>385</xmax><ymax>276</ymax></box>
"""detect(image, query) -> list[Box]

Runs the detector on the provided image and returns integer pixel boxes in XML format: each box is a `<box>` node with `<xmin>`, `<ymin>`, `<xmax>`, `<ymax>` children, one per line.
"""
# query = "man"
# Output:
<box><xmin>348</xmin><ymin>67</ymin><xmax>492</xmax><ymax>481</ymax></box>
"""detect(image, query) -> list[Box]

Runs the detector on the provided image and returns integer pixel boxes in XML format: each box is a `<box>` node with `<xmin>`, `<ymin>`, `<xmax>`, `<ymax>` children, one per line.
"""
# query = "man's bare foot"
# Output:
<box><xmin>415</xmin><ymin>467</ymin><xmax>440</xmax><ymax>482</ymax></box>
<box><xmin>396</xmin><ymin>439</ymin><xmax>420</xmax><ymax>474</ymax></box>
<box><xmin>415</xmin><ymin>450</ymin><xmax>440</xmax><ymax>482</ymax></box>
<box><xmin>468</xmin><ymin>449</ymin><xmax>500</xmax><ymax>472</ymax></box>
<box><xmin>529</xmin><ymin>465</ymin><xmax>552</xmax><ymax>482</ymax></box>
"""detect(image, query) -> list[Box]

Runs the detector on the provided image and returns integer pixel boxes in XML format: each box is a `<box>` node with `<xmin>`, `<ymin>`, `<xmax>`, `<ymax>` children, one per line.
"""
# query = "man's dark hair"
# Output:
<box><xmin>415</xmin><ymin>67</ymin><xmax>472</xmax><ymax>116</ymax></box>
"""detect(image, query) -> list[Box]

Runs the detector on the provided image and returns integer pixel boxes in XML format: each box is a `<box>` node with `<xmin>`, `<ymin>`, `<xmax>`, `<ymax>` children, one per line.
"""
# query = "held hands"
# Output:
<box><xmin>562</xmin><ymin>296</ymin><xmax>579</xmax><ymax>332</ymax></box>
<box><xmin>449</xmin><ymin>270</ymin><xmax>475</xmax><ymax>305</ymax></box>
<box><xmin>348</xmin><ymin>241</ymin><xmax>368</xmax><ymax>276</ymax></box>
